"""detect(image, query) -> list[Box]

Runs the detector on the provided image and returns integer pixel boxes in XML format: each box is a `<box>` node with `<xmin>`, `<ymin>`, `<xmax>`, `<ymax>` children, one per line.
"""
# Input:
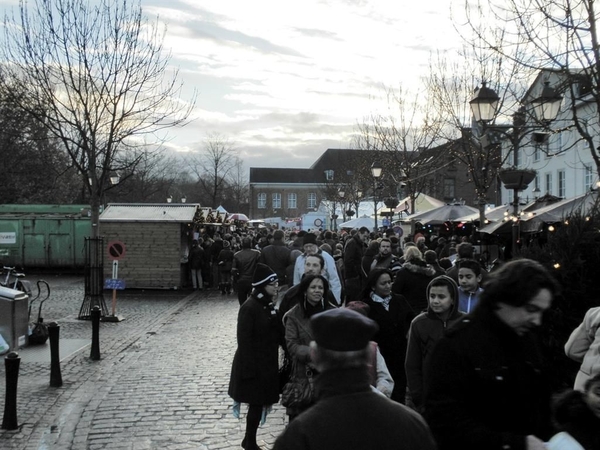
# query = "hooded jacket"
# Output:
<box><xmin>405</xmin><ymin>275</ymin><xmax>464</xmax><ymax>409</ymax></box>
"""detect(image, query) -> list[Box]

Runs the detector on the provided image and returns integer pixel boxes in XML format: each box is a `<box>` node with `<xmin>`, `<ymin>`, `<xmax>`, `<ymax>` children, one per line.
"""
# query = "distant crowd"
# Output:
<box><xmin>192</xmin><ymin>226</ymin><xmax>599</xmax><ymax>450</ymax></box>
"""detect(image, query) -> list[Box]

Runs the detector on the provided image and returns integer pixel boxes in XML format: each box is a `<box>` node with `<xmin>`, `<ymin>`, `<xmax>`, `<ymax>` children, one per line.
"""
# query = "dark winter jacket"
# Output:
<box><xmin>228</xmin><ymin>293</ymin><xmax>280</xmax><ymax>405</ymax></box>
<box><xmin>273</xmin><ymin>367</ymin><xmax>437</xmax><ymax>450</ymax></box>
<box><xmin>188</xmin><ymin>245</ymin><xmax>205</xmax><ymax>270</ymax></box>
<box><xmin>217</xmin><ymin>248</ymin><xmax>234</xmax><ymax>272</ymax></box>
<box><xmin>552</xmin><ymin>389</ymin><xmax>600</xmax><ymax>450</ymax></box>
<box><xmin>392</xmin><ymin>260</ymin><xmax>437</xmax><ymax>316</ymax></box>
<box><xmin>232</xmin><ymin>248</ymin><xmax>261</xmax><ymax>282</ymax></box>
<box><xmin>370</xmin><ymin>252</ymin><xmax>401</xmax><ymax>272</ymax></box>
<box><xmin>343</xmin><ymin>234</ymin><xmax>366</xmax><ymax>279</ymax></box>
<box><xmin>363</xmin><ymin>292</ymin><xmax>413</xmax><ymax>403</ymax></box>
<box><xmin>424</xmin><ymin>302</ymin><xmax>553</xmax><ymax>450</ymax></box>
<box><xmin>260</xmin><ymin>241</ymin><xmax>291</xmax><ymax>284</ymax></box>
<box><xmin>405</xmin><ymin>276</ymin><xmax>464</xmax><ymax>409</ymax></box>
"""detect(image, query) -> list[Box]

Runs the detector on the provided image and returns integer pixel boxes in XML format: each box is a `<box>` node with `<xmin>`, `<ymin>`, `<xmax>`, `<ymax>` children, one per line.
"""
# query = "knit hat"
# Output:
<box><xmin>252</xmin><ymin>263</ymin><xmax>278</xmax><ymax>287</ymax></box>
<box><xmin>311</xmin><ymin>308</ymin><xmax>379</xmax><ymax>352</ymax></box>
<box><xmin>303</xmin><ymin>233</ymin><xmax>317</xmax><ymax>246</ymax></box>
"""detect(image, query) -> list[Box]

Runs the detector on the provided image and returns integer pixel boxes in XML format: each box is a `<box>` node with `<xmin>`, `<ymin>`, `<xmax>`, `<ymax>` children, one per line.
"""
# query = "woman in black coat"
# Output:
<box><xmin>361</xmin><ymin>268</ymin><xmax>413</xmax><ymax>404</ymax></box>
<box><xmin>228</xmin><ymin>263</ymin><xmax>281</xmax><ymax>450</ymax></box>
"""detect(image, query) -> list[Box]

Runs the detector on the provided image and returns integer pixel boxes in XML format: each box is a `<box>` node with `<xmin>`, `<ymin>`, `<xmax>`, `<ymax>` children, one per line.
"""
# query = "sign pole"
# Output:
<box><xmin>103</xmin><ymin>243</ymin><xmax>126</xmax><ymax>323</ymax></box>
<box><xmin>112</xmin><ymin>261</ymin><xmax>118</xmax><ymax>317</ymax></box>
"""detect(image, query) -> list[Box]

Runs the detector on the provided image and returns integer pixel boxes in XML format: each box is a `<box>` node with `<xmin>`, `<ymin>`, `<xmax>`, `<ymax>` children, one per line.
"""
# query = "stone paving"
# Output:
<box><xmin>1</xmin><ymin>275</ymin><xmax>287</xmax><ymax>449</ymax></box>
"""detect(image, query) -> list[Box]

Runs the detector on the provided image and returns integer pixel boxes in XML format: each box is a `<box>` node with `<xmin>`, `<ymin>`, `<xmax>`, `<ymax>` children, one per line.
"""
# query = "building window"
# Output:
<box><xmin>287</xmin><ymin>193</ymin><xmax>297</xmax><ymax>209</ymax></box>
<box><xmin>257</xmin><ymin>193</ymin><xmax>266</xmax><ymax>209</ymax></box>
<box><xmin>308</xmin><ymin>193</ymin><xmax>317</xmax><ymax>209</ymax></box>
<box><xmin>324</xmin><ymin>170</ymin><xmax>334</xmax><ymax>181</ymax></box>
<box><xmin>585</xmin><ymin>165</ymin><xmax>593</xmax><ymax>191</ymax></box>
<box><xmin>545</xmin><ymin>172</ymin><xmax>553</xmax><ymax>195</ymax></box>
<box><xmin>533</xmin><ymin>145</ymin><xmax>540</xmax><ymax>163</ymax></box>
<box><xmin>443</xmin><ymin>178</ymin><xmax>455</xmax><ymax>199</ymax></box>
<box><xmin>558</xmin><ymin>170</ymin><xmax>566</xmax><ymax>198</ymax></box>
<box><xmin>272</xmin><ymin>193</ymin><xmax>281</xmax><ymax>209</ymax></box>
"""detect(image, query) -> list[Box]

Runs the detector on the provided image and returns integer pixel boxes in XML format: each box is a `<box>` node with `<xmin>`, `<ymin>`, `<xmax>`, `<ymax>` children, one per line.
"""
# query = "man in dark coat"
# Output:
<box><xmin>273</xmin><ymin>308</ymin><xmax>436</xmax><ymax>450</ymax></box>
<box><xmin>260</xmin><ymin>229</ymin><xmax>290</xmax><ymax>285</ymax></box>
<box><xmin>424</xmin><ymin>258</ymin><xmax>561</xmax><ymax>450</ymax></box>
<box><xmin>343</xmin><ymin>227</ymin><xmax>369</xmax><ymax>302</ymax></box>
<box><xmin>232</xmin><ymin>237</ymin><xmax>261</xmax><ymax>305</ymax></box>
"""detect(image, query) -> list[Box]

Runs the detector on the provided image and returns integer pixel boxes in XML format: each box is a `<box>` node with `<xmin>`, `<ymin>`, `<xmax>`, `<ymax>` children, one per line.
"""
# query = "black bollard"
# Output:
<box><xmin>2</xmin><ymin>351</ymin><xmax>20</xmax><ymax>430</ymax></box>
<box><xmin>48</xmin><ymin>322</ymin><xmax>63</xmax><ymax>387</ymax></box>
<box><xmin>90</xmin><ymin>305</ymin><xmax>101</xmax><ymax>360</ymax></box>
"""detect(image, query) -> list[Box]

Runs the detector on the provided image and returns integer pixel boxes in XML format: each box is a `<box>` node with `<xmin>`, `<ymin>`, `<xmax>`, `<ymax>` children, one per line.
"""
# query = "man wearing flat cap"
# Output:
<box><xmin>273</xmin><ymin>308</ymin><xmax>436</xmax><ymax>450</ymax></box>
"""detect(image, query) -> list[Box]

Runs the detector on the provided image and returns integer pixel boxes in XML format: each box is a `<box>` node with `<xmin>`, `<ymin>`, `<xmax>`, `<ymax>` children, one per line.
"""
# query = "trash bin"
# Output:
<box><xmin>0</xmin><ymin>286</ymin><xmax>29</xmax><ymax>351</ymax></box>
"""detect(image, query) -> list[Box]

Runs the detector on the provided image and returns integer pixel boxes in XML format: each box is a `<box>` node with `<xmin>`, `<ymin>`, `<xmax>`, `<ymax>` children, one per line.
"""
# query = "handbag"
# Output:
<box><xmin>29</xmin><ymin>320</ymin><xmax>49</xmax><ymax>345</ymax></box>
<box><xmin>281</xmin><ymin>362</ymin><xmax>315</xmax><ymax>409</ymax></box>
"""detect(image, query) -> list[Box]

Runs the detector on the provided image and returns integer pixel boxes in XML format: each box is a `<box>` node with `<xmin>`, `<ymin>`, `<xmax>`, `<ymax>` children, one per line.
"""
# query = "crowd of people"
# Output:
<box><xmin>221</xmin><ymin>226</ymin><xmax>600</xmax><ymax>450</ymax></box>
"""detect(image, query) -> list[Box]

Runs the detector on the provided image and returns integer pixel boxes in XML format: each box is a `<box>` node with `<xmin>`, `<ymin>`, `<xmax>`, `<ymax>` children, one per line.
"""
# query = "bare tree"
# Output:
<box><xmin>0</xmin><ymin>82</ymin><xmax>81</xmax><ymax>203</ymax></box>
<box><xmin>186</xmin><ymin>134</ymin><xmax>239</xmax><ymax>208</ymax></box>
<box><xmin>223</xmin><ymin>156</ymin><xmax>249</xmax><ymax>213</ymax></box>
<box><xmin>0</xmin><ymin>0</ymin><xmax>195</xmax><ymax>236</ymax></box>
<box><xmin>354</xmin><ymin>85</ymin><xmax>447</xmax><ymax>214</ymax></box>
<box><xmin>112</xmin><ymin>149</ymin><xmax>181</xmax><ymax>203</ymax></box>
<box><xmin>426</xmin><ymin>35</ymin><xmax>528</xmax><ymax>223</ymax></box>
<box><xmin>459</xmin><ymin>0</ymin><xmax>600</xmax><ymax>174</ymax></box>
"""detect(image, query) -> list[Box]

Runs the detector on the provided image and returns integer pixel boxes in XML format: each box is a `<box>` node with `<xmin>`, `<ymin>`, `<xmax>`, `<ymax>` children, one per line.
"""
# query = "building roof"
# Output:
<box><xmin>250</xmin><ymin>167</ymin><xmax>320</xmax><ymax>184</ymax></box>
<box><xmin>250</xmin><ymin>149</ymin><xmax>383</xmax><ymax>185</ymax></box>
<box><xmin>100</xmin><ymin>203</ymin><xmax>204</xmax><ymax>223</ymax></box>
<box><xmin>0</xmin><ymin>204</ymin><xmax>90</xmax><ymax>218</ymax></box>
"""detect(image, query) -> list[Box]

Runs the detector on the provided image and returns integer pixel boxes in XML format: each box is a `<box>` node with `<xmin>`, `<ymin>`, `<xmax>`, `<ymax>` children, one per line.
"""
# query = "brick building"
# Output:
<box><xmin>100</xmin><ymin>204</ymin><xmax>227</xmax><ymax>289</ymax></box>
<box><xmin>249</xmin><ymin>144</ymin><xmax>502</xmax><ymax>223</ymax></box>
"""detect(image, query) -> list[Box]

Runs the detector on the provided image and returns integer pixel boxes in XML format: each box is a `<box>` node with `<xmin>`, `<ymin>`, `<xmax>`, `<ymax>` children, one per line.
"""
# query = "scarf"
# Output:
<box><xmin>370</xmin><ymin>291</ymin><xmax>392</xmax><ymax>311</ymax></box>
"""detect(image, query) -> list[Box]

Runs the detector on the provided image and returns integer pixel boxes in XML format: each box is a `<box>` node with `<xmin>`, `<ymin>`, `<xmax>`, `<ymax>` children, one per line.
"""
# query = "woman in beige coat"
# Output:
<box><xmin>565</xmin><ymin>306</ymin><xmax>600</xmax><ymax>391</ymax></box>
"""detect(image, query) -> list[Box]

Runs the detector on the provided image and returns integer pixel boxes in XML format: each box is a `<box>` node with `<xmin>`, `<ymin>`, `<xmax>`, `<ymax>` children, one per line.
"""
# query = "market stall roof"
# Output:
<box><xmin>455</xmin><ymin>204</ymin><xmax>511</xmax><ymax>223</ymax></box>
<box><xmin>520</xmin><ymin>191</ymin><xmax>600</xmax><ymax>232</ymax></box>
<box><xmin>479</xmin><ymin>193</ymin><xmax>598</xmax><ymax>234</ymax></box>
<box><xmin>100</xmin><ymin>203</ymin><xmax>205</xmax><ymax>223</ymax></box>
<box><xmin>377</xmin><ymin>193</ymin><xmax>445</xmax><ymax>216</ymax></box>
<box><xmin>339</xmin><ymin>216</ymin><xmax>375</xmax><ymax>229</ymax></box>
<box><xmin>406</xmin><ymin>203</ymin><xmax>479</xmax><ymax>225</ymax></box>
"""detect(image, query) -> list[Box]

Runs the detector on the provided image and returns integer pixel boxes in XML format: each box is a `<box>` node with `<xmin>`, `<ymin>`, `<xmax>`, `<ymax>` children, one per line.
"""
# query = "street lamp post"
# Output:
<box><xmin>339</xmin><ymin>190</ymin><xmax>345</xmax><ymax>223</ymax></box>
<box><xmin>470</xmin><ymin>80</ymin><xmax>562</xmax><ymax>256</ymax></box>
<box><xmin>371</xmin><ymin>162</ymin><xmax>382</xmax><ymax>232</ymax></box>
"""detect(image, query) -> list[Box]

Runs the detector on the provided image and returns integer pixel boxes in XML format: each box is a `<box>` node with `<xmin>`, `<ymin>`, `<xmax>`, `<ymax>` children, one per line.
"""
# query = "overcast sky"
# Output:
<box><xmin>1</xmin><ymin>0</ymin><xmax>467</xmax><ymax>170</ymax></box>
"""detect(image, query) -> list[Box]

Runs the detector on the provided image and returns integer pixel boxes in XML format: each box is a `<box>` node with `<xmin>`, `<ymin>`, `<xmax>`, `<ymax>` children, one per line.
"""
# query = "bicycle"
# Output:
<box><xmin>1</xmin><ymin>266</ymin><xmax>33</xmax><ymax>297</ymax></box>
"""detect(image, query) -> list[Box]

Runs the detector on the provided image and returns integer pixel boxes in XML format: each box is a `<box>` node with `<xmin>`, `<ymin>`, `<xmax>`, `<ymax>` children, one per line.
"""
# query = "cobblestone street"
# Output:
<box><xmin>1</xmin><ymin>276</ymin><xmax>287</xmax><ymax>449</ymax></box>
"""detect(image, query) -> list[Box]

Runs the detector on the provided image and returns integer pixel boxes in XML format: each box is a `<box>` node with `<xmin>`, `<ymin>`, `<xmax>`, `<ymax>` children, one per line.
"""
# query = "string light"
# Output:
<box><xmin>548</xmin><ymin>225</ymin><xmax>555</xmax><ymax>232</ymax></box>
<box><xmin>553</xmin><ymin>262</ymin><xmax>561</xmax><ymax>269</ymax></box>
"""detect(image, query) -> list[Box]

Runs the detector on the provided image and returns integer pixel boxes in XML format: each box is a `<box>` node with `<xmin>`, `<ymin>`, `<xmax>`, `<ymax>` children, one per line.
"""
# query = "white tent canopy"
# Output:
<box><xmin>377</xmin><ymin>194</ymin><xmax>444</xmax><ymax>215</ymax></box>
<box><xmin>338</xmin><ymin>216</ymin><xmax>375</xmax><ymax>229</ymax></box>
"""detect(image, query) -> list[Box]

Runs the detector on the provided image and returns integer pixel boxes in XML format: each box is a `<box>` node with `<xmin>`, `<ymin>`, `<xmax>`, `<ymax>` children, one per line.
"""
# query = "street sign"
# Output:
<box><xmin>104</xmin><ymin>278</ymin><xmax>126</xmax><ymax>290</ymax></box>
<box><xmin>107</xmin><ymin>240</ymin><xmax>126</xmax><ymax>260</ymax></box>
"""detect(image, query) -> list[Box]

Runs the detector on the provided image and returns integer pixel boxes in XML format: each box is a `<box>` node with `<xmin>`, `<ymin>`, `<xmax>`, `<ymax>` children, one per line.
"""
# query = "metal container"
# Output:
<box><xmin>0</xmin><ymin>286</ymin><xmax>29</xmax><ymax>351</ymax></box>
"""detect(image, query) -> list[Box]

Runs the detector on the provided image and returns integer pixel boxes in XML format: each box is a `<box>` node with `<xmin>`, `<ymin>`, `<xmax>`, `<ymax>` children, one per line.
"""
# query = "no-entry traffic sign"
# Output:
<box><xmin>107</xmin><ymin>240</ymin><xmax>127</xmax><ymax>260</ymax></box>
